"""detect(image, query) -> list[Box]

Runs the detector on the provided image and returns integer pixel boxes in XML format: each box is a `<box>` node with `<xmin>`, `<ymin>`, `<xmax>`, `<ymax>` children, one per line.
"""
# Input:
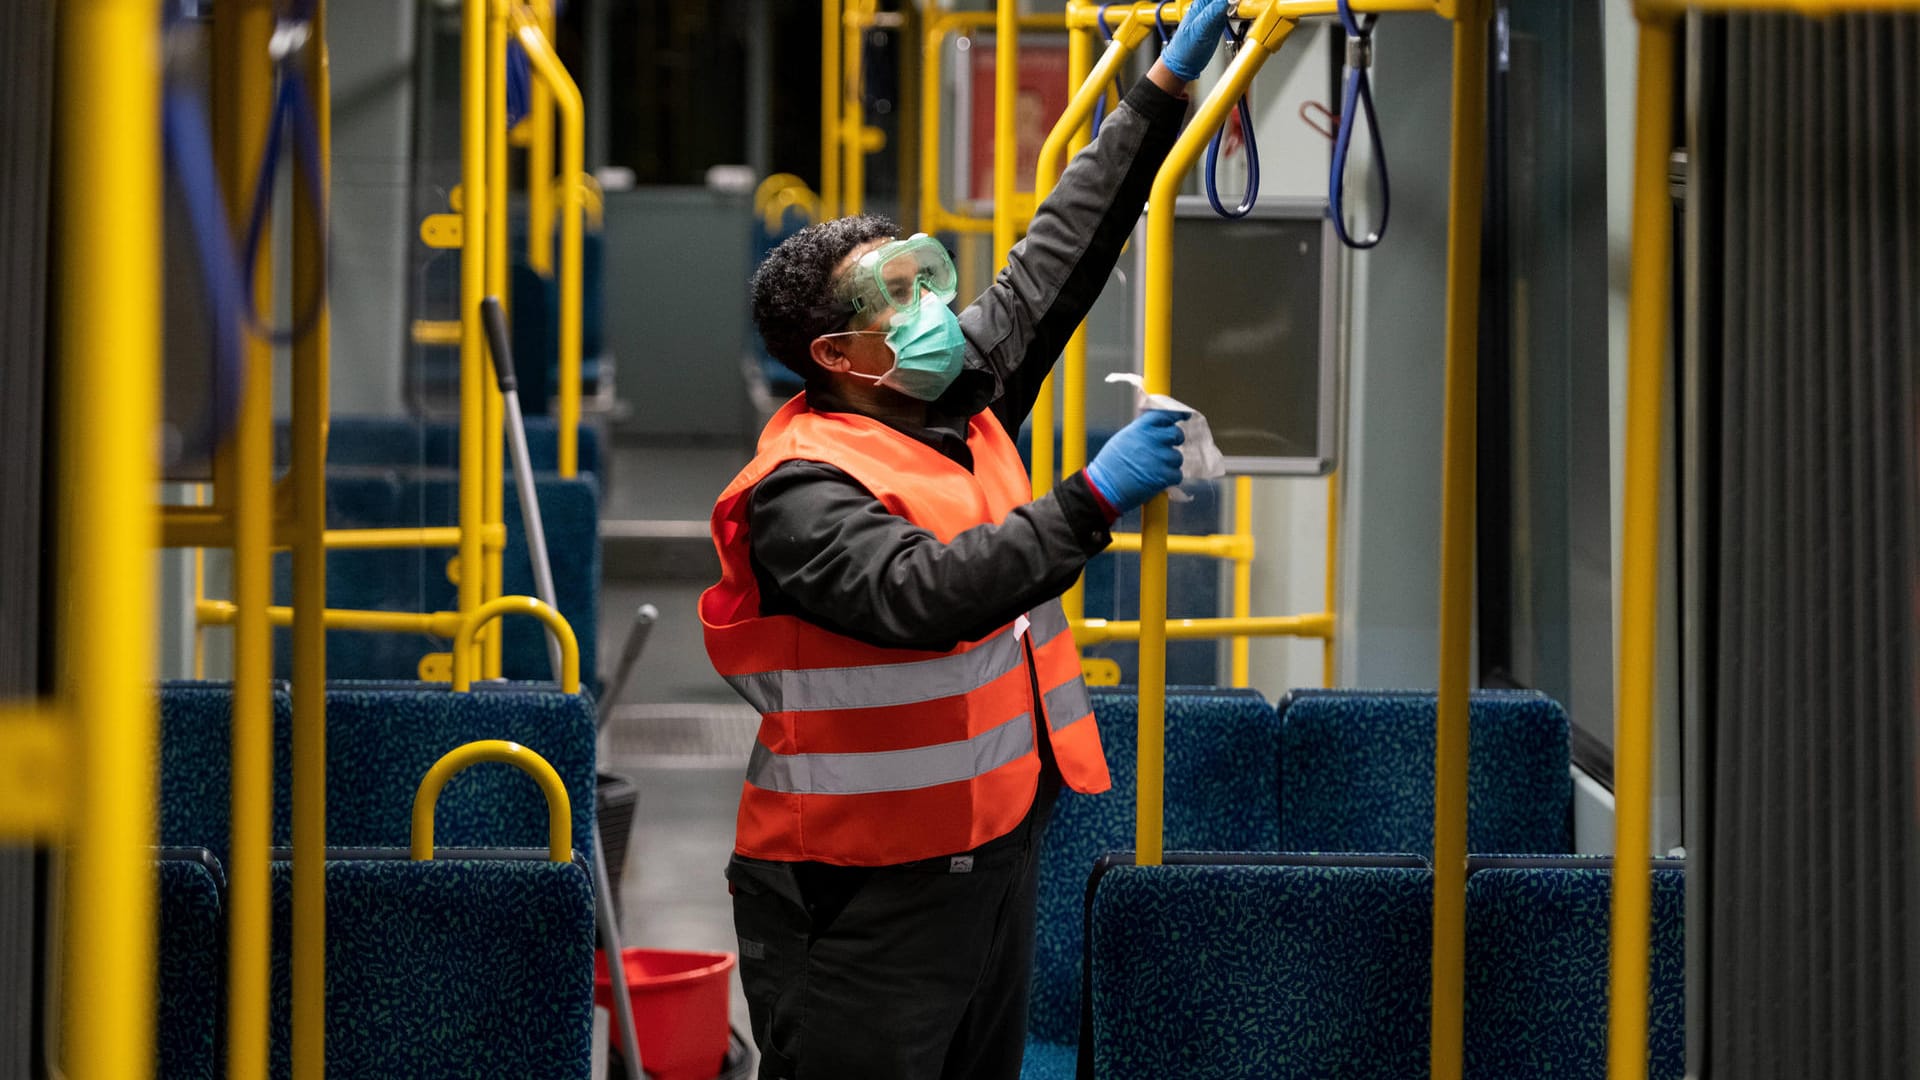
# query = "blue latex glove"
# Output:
<box><xmin>1086</xmin><ymin>410</ymin><xmax>1188</xmax><ymax>515</ymax></box>
<box><xmin>1160</xmin><ymin>0</ymin><xmax>1235</xmax><ymax>83</ymax></box>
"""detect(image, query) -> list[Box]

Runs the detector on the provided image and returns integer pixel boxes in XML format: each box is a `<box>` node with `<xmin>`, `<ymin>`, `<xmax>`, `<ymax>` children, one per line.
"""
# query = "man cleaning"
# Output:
<box><xmin>701</xmin><ymin>4</ymin><xmax>1234</xmax><ymax>1075</ymax></box>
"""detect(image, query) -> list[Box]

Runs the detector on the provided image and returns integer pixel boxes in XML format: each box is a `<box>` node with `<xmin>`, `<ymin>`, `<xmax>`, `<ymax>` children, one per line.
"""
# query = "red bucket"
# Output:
<box><xmin>593</xmin><ymin>948</ymin><xmax>737</xmax><ymax>1080</ymax></box>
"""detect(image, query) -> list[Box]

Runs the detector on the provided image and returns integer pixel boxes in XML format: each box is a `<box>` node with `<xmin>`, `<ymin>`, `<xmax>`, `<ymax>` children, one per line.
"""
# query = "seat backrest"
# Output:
<box><xmin>267</xmin><ymin>856</ymin><xmax>596</xmax><ymax>1079</ymax></box>
<box><xmin>160</xmin><ymin>682</ymin><xmax>596</xmax><ymax>863</ymax></box>
<box><xmin>1089</xmin><ymin>860</ymin><xmax>1433</xmax><ymax>1079</ymax></box>
<box><xmin>1465</xmin><ymin>862</ymin><xmax>1686</xmax><ymax>1080</ymax></box>
<box><xmin>1027</xmin><ymin>688</ymin><xmax>1282</xmax><ymax>1045</ymax></box>
<box><xmin>157</xmin><ymin>850</ymin><xmax>224</xmax><ymax>1080</ymax></box>
<box><xmin>1279</xmin><ymin>689</ymin><xmax>1572</xmax><ymax>856</ymax></box>
<box><xmin>272</xmin><ymin>471</ymin><xmax>600</xmax><ymax>682</ymax></box>
<box><xmin>276</xmin><ymin>416</ymin><xmax>602</xmax><ymax>478</ymax></box>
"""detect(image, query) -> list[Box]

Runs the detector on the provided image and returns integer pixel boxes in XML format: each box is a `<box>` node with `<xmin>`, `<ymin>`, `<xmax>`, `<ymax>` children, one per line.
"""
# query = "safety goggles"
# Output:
<box><xmin>836</xmin><ymin>234</ymin><xmax>958</xmax><ymax>324</ymax></box>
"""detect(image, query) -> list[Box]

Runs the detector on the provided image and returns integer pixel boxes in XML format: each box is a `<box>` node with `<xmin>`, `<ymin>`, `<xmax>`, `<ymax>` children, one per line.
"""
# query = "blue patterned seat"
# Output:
<box><xmin>266</xmin><ymin>856</ymin><xmax>596</xmax><ymax>1079</ymax></box>
<box><xmin>157</xmin><ymin>852</ymin><xmax>224</xmax><ymax>1080</ymax></box>
<box><xmin>1278</xmin><ymin>689</ymin><xmax>1572</xmax><ymax>856</ymax></box>
<box><xmin>1465</xmin><ymin>860</ymin><xmax>1686</xmax><ymax>1079</ymax></box>
<box><xmin>1022</xmin><ymin>688</ymin><xmax>1282</xmax><ymax>1076</ymax></box>
<box><xmin>159</xmin><ymin>681</ymin><xmax>596</xmax><ymax>865</ymax></box>
<box><xmin>1089</xmin><ymin>860</ymin><xmax>1434</xmax><ymax>1079</ymax></box>
<box><xmin>269</xmin><ymin>471</ymin><xmax>600</xmax><ymax>683</ymax></box>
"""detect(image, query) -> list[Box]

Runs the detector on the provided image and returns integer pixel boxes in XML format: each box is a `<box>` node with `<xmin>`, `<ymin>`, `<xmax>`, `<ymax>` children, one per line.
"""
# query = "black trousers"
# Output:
<box><xmin>727</xmin><ymin>766</ymin><xmax>1062</xmax><ymax>1080</ymax></box>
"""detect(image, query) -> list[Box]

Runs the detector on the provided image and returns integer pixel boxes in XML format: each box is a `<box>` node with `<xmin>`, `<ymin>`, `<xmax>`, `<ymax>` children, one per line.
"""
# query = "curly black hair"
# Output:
<box><xmin>750</xmin><ymin>214</ymin><xmax>899</xmax><ymax>380</ymax></box>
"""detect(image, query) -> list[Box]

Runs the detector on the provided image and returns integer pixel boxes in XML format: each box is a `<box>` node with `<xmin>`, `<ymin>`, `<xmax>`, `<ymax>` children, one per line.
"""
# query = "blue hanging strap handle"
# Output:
<box><xmin>161</xmin><ymin>7</ymin><xmax>248</xmax><ymax>457</ymax></box>
<box><xmin>240</xmin><ymin>3</ymin><xmax>330</xmax><ymax>344</ymax></box>
<box><xmin>1329</xmin><ymin>0</ymin><xmax>1388</xmax><ymax>248</ymax></box>
<box><xmin>1203</xmin><ymin>17</ymin><xmax>1259</xmax><ymax>219</ymax></box>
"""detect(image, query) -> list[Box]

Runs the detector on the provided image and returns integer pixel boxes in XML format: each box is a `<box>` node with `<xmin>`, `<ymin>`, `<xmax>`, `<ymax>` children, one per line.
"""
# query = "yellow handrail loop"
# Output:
<box><xmin>450</xmin><ymin>595</ymin><xmax>582</xmax><ymax>693</ymax></box>
<box><xmin>411</xmin><ymin>740</ymin><xmax>573</xmax><ymax>862</ymax></box>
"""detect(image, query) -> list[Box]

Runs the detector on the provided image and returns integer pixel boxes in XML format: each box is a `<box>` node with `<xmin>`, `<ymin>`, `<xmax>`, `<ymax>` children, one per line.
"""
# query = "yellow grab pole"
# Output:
<box><xmin>1432</xmin><ymin>3</ymin><xmax>1488</xmax><ymax>1077</ymax></box>
<box><xmin>213</xmin><ymin>3</ymin><xmax>276</xmax><ymax>1075</ymax></box>
<box><xmin>996</xmin><ymin>0</ymin><xmax>1056</xmax><ymax>496</ymax></box>
<box><xmin>459</xmin><ymin>0</ymin><xmax>488</xmax><ymax>677</ymax></box>
<box><xmin>842</xmin><ymin>0</ymin><xmax>870</xmax><ymax>216</ymax></box>
<box><xmin>1139</xmin><ymin>9</ymin><xmax>1297</xmax><ymax>864</ymax></box>
<box><xmin>483</xmin><ymin>0</ymin><xmax>509</xmax><ymax>678</ymax></box>
<box><xmin>57</xmin><ymin>1</ymin><xmax>160</xmax><ymax>1074</ymax></box>
<box><xmin>198</xmin><ymin>600</ymin><xmax>469</xmax><ymax>638</ymax></box>
<box><xmin>820</xmin><ymin>0</ymin><xmax>842</xmax><ymax>217</ymax></box>
<box><xmin>918</xmin><ymin>13</ymin><xmax>945</xmax><ymax>243</ymax></box>
<box><xmin>1323</xmin><ymin>470</ymin><xmax>1340</xmax><ymax>687</ymax></box>
<box><xmin>1038</xmin><ymin>11</ymin><xmax>1147</xmax><ymax>616</ymax></box>
<box><xmin>1231</xmin><ymin>476</ymin><xmax>1254</xmax><ymax>686</ymax></box>
<box><xmin>291</xmin><ymin>6</ymin><xmax>331</xmax><ymax>1077</ymax></box>
<box><xmin>1074</xmin><ymin>612</ymin><xmax>1333</xmax><ymax>644</ymax></box>
<box><xmin>412</xmin><ymin>741</ymin><xmax>573</xmax><ymax>862</ymax></box>
<box><xmin>515</xmin><ymin>17</ymin><xmax>584</xmax><ymax>479</ymax></box>
<box><xmin>1607</xmin><ymin>14</ymin><xmax>1675</xmax><ymax>1080</ymax></box>
<box><xmin>526</xmin><ymin>0</ymin><xmax>555</xmax><ymax>277</ymax></box>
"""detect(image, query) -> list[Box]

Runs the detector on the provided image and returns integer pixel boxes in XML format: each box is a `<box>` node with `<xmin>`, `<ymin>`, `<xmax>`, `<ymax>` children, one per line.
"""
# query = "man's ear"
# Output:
<box><xmin>810</xmin><ymin>335</ymin><xmax>852</xmax><ymax>373</ymax></box>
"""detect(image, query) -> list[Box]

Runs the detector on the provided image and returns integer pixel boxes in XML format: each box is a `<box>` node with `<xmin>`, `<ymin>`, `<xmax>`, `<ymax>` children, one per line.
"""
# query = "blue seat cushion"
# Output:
<box><xmin>1279</xmin><ymin>689</ymin><xmax>1572</xmax><ymax>856</ymax></box>
<box><xmin>1090</xmin><ymin>862</ymin><xmax>1432</xmax><ymax>1079</ymax></box>
<box><xmin>1019</xmin><ymin>1037</ymin><xmax>1079</xmax><ymax>1080</ymax></box>
<box><xmin>1028</xmin><ymin>688</ymin><xmax>1282</xmax><ymax>1045</ymax></box>
<box><xmin>1465</xmin><ymin>864</ymin><xmax>1686</xmax><ymax>1079</ymax></box>
<box><xmin>267</xmin><ymin>858</ymin><xmax>596</xmax><ymax>1079</ymax></box>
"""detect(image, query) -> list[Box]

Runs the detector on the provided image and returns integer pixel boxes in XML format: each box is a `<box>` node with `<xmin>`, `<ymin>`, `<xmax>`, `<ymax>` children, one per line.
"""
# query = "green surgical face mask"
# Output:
<box><xmin>823</xmin><ymin>301</ymin><xmax>966</xmax><ymax>402</ymax></box>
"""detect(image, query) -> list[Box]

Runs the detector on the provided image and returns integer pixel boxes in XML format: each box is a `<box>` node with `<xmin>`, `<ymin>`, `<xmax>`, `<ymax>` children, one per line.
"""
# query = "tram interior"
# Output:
<box><xmin>1</xmin><ymin>1</ymin><xmax>1916</xmax><ymax>1079</ymax></box>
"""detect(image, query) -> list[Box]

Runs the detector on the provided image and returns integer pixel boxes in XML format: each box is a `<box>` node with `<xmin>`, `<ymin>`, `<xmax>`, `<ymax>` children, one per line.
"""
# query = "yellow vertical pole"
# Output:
<box><xmin>57</xmin><ymin>2</ymin><xmax>159</xmax><ymax>1075</ymax></box>
<box><xmin>1432</xmin><ymin>4</ymin><xmax>1489</xmax><ymax>1078</ymax></box>
<box><xmin>842</xmin><ymin>0</ymin><xmax>869</xmax><ymax>216</ymax></box>
<box><xmin>1323</xmin><ymin>469</ymin><xmax>1339</xmax><ymax>687</ymax></box>
<box><xmin>459</xmin><ymin>0</ymin><xmax>488</xmax><ymax>672</ymax></box>
<box><xmin>213</xmin><ymin>3</ymin><xmax>275</xmax><ymax>1075</ymax></box>
<box><xmin>482</xmin><ymin>0</ymin><xmax>509</xmax><ymax>678</ymax></box>
<box><xmin>527</xmin><ymin>0</ymin><xmax>555</xmax><ymax>278</ymax></box>
<box><xmin>1139</xmin><ymin>10</ymin><xmax>1293</xmax><ymax>865</ymax></box>
<box><xmin>919</xmin><ymin>15</ymin><xmax>945</xmax><ymax>238</ymax></box>
<box><xmin>517</xmin><ymin>20</ymin><xmax>585</xmax><ymax>480</ymax></box>
<box><xmin>1059</xmin><ymin>24</ymin><xmax>1094</xmax><ymax>615</ymax></box>
<box><xmin>1231</xmin><ymin>476</ymin><xmax>1253</xmax><ymax>686</ymax></box>
<box><xmin>290</xmin><ymin>6</ymin><xmax>331</xmax><ymax>1077</ymax></box>
<box><xmin>821</xmin><ymin>0</ymin><xmax>842</xmax><ymax>217</ymax></box>
<box><xmin>192</xmin><ymin>486</ymin><xmax>209</xmax><ymax>679</ymax></box>
<box><xmin>1607</xmin><ymin>14</ymin><xmax>1675</xmax><ymax>1080</ymax></box>
<box><xmin>994</xmin><ymin>2</ymin><xmax>1054</xmax><ymax>497</ymax></box>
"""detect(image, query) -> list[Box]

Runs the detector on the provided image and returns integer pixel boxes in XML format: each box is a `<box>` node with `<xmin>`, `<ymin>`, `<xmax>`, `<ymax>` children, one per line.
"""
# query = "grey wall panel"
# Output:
<box><xmin>1700</xmin><ymin>14</ymin><xmax>1918</xmax><ymax>1076</ymax></box>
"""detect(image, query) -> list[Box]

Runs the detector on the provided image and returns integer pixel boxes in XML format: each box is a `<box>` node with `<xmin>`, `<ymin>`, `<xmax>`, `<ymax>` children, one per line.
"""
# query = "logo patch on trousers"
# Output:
<box><xmin>949</xmin><ymin>855</ymin><xmax>974</xmax><ymax>873</ymax></box>
<box><xmin>739</xmin><ymin>938</ymin><xmax>766</xmax><ymax>960</ymax></box>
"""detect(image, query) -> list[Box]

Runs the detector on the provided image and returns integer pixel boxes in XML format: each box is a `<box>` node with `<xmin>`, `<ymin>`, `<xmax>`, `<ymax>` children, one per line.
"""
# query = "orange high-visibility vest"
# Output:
<box><xmin>701</xmin><ymin>395</ymin><xmax>1110</xmax><ymax>866</ymax></box>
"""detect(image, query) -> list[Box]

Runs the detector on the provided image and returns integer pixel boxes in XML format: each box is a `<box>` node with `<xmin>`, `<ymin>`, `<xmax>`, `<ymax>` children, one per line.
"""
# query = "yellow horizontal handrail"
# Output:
<box><xmin>1074</xmin><ymin>612</ymin><xmax>1332</xmax><ymax>644</ymax></box>
<box><xmin>1063</xmin><ymin>0</ymin><xmax>1444</xmax><ymax>29</ymax></box>
<box><xmin>1105</xmin><ymin>531</ymin><xmax>1253</xmax><ymax>559</ymax></box>
<box><xmin>160</xmin><ymin>507</ymin><xmax>506</xmax><ymax>552</ymax></box>
<box><xmin>410</xmin><ymin>739</ymin><xmax>572</xmax><ymax>862</ymax></box>
<box><xmin>451</xmin><ymin>595</ymin><xmax>581</xmax><ymax>693</ymax></box>
<box><xmin>195</xmin><ymin>600</ymin><xmax>468</xmax><ymax>638</ymax></box>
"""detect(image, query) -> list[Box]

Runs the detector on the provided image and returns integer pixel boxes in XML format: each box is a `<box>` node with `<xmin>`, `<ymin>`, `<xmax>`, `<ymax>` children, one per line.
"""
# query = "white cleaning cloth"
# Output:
<box><xmin>1105</xmin><ymin>372</ymin><xmax>1226</xmax><ymax>503</ymax></box>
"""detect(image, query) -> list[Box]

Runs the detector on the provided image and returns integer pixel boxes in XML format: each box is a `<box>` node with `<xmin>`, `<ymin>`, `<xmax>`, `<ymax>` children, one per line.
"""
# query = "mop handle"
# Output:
<box><xmin>481</xmin><ymin>297</ymin><xmax>565</xmax><ymax>684</ymax></box>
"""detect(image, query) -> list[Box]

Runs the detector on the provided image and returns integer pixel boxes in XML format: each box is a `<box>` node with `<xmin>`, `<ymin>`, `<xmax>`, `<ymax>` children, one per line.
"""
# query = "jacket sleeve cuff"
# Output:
<box><xmin>1122</xmin><ymin>74</ymin><xmax>1190</xmax><ymax>128</ymax></box>
<box><xmin>1058</xmin><ymin>470</ymin><xmax>1119</xmax><ymax>553</ymax></box>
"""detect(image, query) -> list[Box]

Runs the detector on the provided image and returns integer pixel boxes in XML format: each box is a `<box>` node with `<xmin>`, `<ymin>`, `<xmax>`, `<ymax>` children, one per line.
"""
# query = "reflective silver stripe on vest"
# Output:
<box><xmin>725</xmin><ymin>622</ymin><xmax>1029</xmax><ymax>714</ymax></box>
<box><xmin>1028</xmin><ymin>600</ymin><xmax>1070</xmax><ymax>647</ymax></box>
<box><xmin>745</xmin><ymin>712</ymin><xmax>1037</xmax><ymax>795</ymax></box>
<box><xmin>1041</xmin><ymin>676</ymin><xmax>1093</xmax><ymax>732</ymax></box>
